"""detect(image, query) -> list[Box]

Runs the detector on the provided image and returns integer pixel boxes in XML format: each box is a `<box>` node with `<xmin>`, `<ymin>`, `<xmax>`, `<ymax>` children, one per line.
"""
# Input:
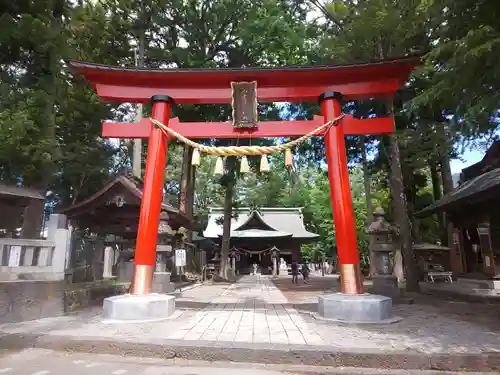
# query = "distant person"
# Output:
<box><xmin>291</xmin><ymin>261</ymin><xmax>298</xmax><ymax>284</ymax></box>
<box><xmin>301</xmin><ymin>263</ymin><xmax>310</xmax><ymax>284</ymax></box>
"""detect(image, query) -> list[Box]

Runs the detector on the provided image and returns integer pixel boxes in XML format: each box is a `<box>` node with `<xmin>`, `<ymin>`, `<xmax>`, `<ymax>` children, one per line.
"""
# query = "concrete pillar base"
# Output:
<box><xmin>103</xmin><ymin>293</ymin><xmax>175</xmax><ymax>323</ymax></box>
<box><xmin>317</xmin><ymin>293</ymin><xmax>402</xmax><ymax>324</ymax></box>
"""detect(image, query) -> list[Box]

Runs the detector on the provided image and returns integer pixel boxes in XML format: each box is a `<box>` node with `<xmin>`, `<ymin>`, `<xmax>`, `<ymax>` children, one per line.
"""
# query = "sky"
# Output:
<box><xmin>450</xmin><ymin>149</ymin><xmax>484</xmax><ymax>174</ymax></box>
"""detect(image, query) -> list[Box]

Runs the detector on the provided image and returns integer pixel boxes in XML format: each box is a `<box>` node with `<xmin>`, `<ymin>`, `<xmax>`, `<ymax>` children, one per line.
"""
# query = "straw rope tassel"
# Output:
<box><xmin>214</xmin><ymin>157</ymin><xmax>224</xmax><ymax>175</ymax></box>
<box><xmin>260</xmin><ymin>154</ymin><xmax>270</xmax><ymax>172</ymax></box>
<box><xmin>284</xmin><ymin>148</ymin><xmax>293</xmax><ymax>169</ymax></box>
<box><xmin>240</xmin><ymin>156</ymin><xmax>250</xmax><ymax>173</ymax></box>
<box><xmin>191</xmin><ymin>148</ymin><xmax>201</xmax><ymax>166</ymax></box>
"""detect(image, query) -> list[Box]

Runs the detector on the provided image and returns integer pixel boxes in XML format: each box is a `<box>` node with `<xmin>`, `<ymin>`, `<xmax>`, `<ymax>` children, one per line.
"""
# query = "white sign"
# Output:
<box><xmin>175</xmin><ymin>248</ymin><xmax>186</xmax><ymax>267</ymax></box>
<box><xmin>8</xmin><ymin>246</ymin><xmax>22</xmax><ymax>267</ymax></box>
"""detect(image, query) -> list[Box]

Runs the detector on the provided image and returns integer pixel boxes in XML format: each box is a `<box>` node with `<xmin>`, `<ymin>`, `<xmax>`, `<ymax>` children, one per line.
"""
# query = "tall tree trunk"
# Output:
<box><xmin>219</xmin><ymin>156</ymin><xmax>237</xmax><ymax>280</ymax></box>
<box><xmin>430</xmin><ymin>162</ymin><xmax>446</xmax><ymax>242</ymax></box>
<box><xmin>430</xmin><ymin>164</ymin><xmax>442</xmax><ymax>201</ymax></box>
<box><xmin>21</xmin><ymin>8</ymin><xmax>61</xmax><ymax>238</ymax></box>
<box><xmin>179</xmin><ymin>146</ymin><xmax>196</xmax><ymax>270</ymax></box>
<box><xmin>440</xmin><ymin>127</ymin><xmax>460</xmax><ymax>275</ymax></box>
<box><xmin>179</xmin><ymin>146</ymin><xmax>192</xmax><ymax>213</ymax></box>
<box><xmin>360</xmin><ymin>136</ymin><xmax>376</xmax><ymax>276</ymax></box>
<box><xmin>402</xmin><ymin>167</ymin><xmax>421</xmax><ymax>242</ymax></box>
<box><xmin>386</xmin><ymin>102</ymin><xmax>420</xmax><ymax>292</ymax></box>
<box><xmin>187</xmin><ymin>163</ymin><xmax>195</xmax><ymax>219</ymax></box>
<box><xmin>407</xmin><ymin>201</ymin><xmax>421</xmax><ymax>241</ymax></box>
<box><xmin>440</xmin><ymin>126</ymin><xmax>454</xmax><ymax>247</ymax></box>
<box><xmin>220</xmin><ymin>176</ymin><xmax>235</xmax><ymax>280</ymax></box>
<box><xmin>186</xmin><ymin>160</ymin><xmax>196</xmax><ymax>242</ymax></box>
<box><xmin>441</xmin><ymin>158</ymin><xmax>454</xmax><ymax>195</ymax></box>
<box><xmin>132</xmin><ymin>31</ymin><xmax>145</xmax><ymax>178</ymax></box>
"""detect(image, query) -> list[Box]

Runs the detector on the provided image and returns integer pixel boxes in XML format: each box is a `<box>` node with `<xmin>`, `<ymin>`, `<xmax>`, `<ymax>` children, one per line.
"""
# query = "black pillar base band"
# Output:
<box><xmin>318</xmin><ymin>92</ymin><xmax>343</xmax><ymax>104</ymax></box>
<box><xmin>151</xmin><ymin>95</ymin><xmax>175</xmax><ymax>106</ymax></box>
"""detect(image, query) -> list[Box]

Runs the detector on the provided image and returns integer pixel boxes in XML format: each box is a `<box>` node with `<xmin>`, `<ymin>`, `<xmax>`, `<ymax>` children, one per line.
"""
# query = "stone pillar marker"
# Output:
<box><xmin>47</xmin><ymin>214</ymin><xmax>67</xmax><ymax>241</ymax></box>
<box><xmin>367</xmin><ymin>207</ymin><xmax>400</xmax><ymax>299</ymax></box>
<box><xmin>272</xmin><ymin>249</ymin><xmax>278</xmax><ymax>277</ymax></box>
<box><xmin>103</xmin><ymin>246</ymin><xmax>114</xmax><ymax>279</ymax></box>
<box><xmin>45</xmin><ymin>214</ymin><xmax>70</xmax><ymax>280</ymax></box>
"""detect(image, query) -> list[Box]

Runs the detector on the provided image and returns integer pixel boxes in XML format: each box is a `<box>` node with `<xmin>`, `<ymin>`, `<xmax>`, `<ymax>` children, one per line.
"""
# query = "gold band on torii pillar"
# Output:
<box><xmin>339</xmin><ymin>263</ymin><xmax>364</xmax><ymax>294</ymax></box>
<box><xmin>130</xmin><ymin>264</ymin><xmax>155</xmax><ymax>295</ymax></box>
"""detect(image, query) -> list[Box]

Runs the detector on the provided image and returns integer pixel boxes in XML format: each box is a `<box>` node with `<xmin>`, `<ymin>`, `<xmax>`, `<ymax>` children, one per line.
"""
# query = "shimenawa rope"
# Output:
<box><xmin>150</xmin><ymin>114</ymin><xmax>344</xmax><ymax>157</ymax></box>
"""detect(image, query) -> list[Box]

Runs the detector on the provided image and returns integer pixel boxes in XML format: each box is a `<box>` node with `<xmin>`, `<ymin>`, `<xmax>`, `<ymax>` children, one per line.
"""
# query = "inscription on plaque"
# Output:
<box><xmin>231</xmin><ymin>81</ymin><xmax>258</xmax><ymax>129</ymax></box>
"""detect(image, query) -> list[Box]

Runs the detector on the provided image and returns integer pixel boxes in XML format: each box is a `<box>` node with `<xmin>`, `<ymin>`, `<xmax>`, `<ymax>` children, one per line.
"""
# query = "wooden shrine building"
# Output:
<box><xmin>418</xmin><ymin>141</ymin><xmax>500</xmax><ymax>279</ymax></box>
<box><xmin>203</xmin><ymin>207</ymin><xmax>318</xmax><ymax>274</ymax></box>
<box><xmin>60</xmin><ymin>172</ymin><xmax>193</xmax><ymax>238</ymax></box>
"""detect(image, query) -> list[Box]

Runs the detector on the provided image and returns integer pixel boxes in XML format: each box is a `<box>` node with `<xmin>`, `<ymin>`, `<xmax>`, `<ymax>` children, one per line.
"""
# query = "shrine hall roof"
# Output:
<box><xmin>69</xmin><ymin>55</ymin><xmax>421</xmax><ymax>104</ymax></box>
<box><xmin>59</xmin><ymin>172</ymin><xmax>192</xmax><ymax>230</ymax></box>
<box><xmin>203</xmin><ymin>207</ymin><xmax>318</xmax><ymax>240</ymax></box>
<box><xmin>0</xmin><ymin>184</ymin><xmax>44</xmax><ymax>201</ymax></box>
<box><xmin>417</xmin><ymin>167</ymin><xmax>500</xmax><ymax>216</ymax></box>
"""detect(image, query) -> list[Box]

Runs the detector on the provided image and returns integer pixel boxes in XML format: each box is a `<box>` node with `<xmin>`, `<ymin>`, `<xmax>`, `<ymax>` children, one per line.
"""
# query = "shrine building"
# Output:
<box><xmin>60</xmin><ymin>172</ymin><xmax>192</xmax><ymax>238</ymax></box>
<box><xmin>203</xmin><ymin>207</ymin><xmax>317</xmax><ymax>274</ymax></box>
<box><xmin>418</xmin><ymin>140</ymin><xmax>500</xmax><ymax>281</ymax></box>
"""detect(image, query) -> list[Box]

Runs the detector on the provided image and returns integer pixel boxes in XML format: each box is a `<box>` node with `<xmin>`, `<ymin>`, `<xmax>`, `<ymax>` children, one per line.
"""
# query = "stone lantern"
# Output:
<box><xmin>367</xmin><ymin>207</ymin><xmax>400</xmax><ymax>299</ymax></box>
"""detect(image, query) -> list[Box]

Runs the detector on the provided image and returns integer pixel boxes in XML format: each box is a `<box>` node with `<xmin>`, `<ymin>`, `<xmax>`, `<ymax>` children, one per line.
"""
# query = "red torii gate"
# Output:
<box><xmin>70</xmin><ymin>57</ymin><xmax>418</xmax><ymax>296</ymax></box>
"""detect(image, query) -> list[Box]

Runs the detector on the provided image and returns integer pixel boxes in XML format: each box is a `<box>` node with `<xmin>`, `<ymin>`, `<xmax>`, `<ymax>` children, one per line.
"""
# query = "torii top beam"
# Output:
<box><xmin>68</xmin><ymin>56</ymin><xmax>419</xmax><ymax>105</ymax></box>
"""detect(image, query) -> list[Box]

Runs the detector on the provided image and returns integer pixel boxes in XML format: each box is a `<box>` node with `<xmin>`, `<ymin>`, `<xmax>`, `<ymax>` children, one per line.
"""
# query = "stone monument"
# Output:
<box><xmin>367</xmin><ymin>208</ymin><xmax>400</xmax><ymax>299</ymax></box>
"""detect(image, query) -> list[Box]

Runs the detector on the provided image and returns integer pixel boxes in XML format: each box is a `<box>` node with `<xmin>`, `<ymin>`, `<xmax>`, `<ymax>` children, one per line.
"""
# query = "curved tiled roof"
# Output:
<box><xmin>203</xmin><ymin>207</ymin><xmax>318</xmax><ymax>239</ymax></box>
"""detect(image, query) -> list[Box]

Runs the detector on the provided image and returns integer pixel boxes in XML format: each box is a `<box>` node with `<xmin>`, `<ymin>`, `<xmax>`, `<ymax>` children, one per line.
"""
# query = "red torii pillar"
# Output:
<box><xmin>320</xmin><ymin>92</ymin><xmax>363</xmax><ymax>294</ymax></box>
<box><xmin>131</xmin><ymin>95</ymin><xmax>173</xmax><ymax>294</ymax></box>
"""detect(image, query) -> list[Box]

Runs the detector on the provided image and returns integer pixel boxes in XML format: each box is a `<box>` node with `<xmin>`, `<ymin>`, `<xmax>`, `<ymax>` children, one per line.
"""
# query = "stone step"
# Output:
<box><xmin>0</xmin><ymin>334</ymin><xmax>498</xmax><ymax>373</ymax></box>
<box><xmin>456</xmin><ymin>277</ymin><xmax>500</xmax><ymax>290</ymax></box>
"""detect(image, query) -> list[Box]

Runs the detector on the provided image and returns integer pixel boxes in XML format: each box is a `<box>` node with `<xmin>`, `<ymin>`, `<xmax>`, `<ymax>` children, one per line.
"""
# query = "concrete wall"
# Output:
<box><xmin>0</xmin><ymin>214</ymin><xmax>71</xmax><ymax>281</ymax></box>
<box><xmin>64</xmin><ymin>283</ymin><xmax>128</xmax><ymax>313</ymax></box>
<box><xmin>0</xmin><ymin>280</ymin><xmax>65</xmax><ymax>324</ymax></box>
<box><xmin>0</xmin><ymin>280</ymin><xmax>128</xmax><ymax>323</ymax></box>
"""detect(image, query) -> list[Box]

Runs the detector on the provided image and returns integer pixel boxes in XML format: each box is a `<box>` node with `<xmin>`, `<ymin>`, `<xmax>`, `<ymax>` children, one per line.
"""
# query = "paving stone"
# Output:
<box><xmin>167</xmin><ymin>330</ymin><xmax>189</xmax><ymax>340</ymax></box>
<box><xmin>201</xmin><ymin>332</ymin><xmax>219</xmax><ymax>341</ymax></box>
<box><xmin>183</xmin><ymin>331</ymin><xmax>203</xmax><ymax>341</ymax></box>
<box><xmin>270</xmin><ymin>335</ymin><xmax>289</xmax><ymax>344</ymax></box>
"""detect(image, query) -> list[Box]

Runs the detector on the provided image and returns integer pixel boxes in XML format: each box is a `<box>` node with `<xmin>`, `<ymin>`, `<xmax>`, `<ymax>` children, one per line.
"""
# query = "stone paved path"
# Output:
<box><xmin>169</xmin><ymin>275</ymin><xmax>324</xmax><ymax>344</ymax></box>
